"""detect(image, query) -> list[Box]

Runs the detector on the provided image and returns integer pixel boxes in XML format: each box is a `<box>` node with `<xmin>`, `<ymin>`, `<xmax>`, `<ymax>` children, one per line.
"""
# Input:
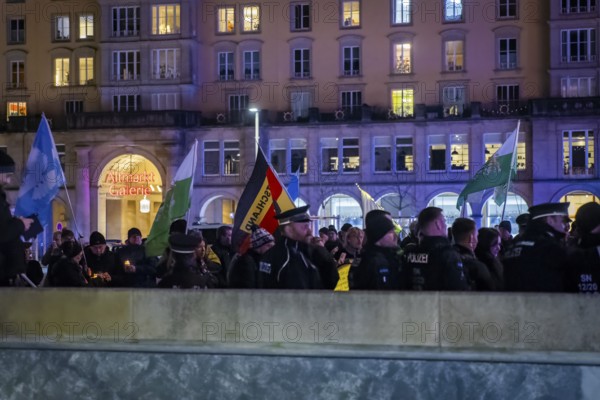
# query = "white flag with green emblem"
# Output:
<box><xmin>145</xmin><ymin>141</ymin><xmax>198</xmax><ymax>257</ymax></box>
<box><xmin>456</xmin><ymin>124</ymin><xmax>520</xmax><ymax>210</ymax></box>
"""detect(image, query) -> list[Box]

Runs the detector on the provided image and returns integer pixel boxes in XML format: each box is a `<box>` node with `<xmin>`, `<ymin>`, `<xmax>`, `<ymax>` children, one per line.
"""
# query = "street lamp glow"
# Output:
<box><xmin>250</xmin><ymin>108</ymin><xmax>260</xmax><ymax>157</ymax></box>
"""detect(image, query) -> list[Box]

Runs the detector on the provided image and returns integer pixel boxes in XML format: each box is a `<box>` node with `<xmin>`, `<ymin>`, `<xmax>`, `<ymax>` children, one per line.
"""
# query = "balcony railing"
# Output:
<box><xmin>531</xmin><ymin>97</ymin><xmax>600</xmax><ymax>116</ymax></box>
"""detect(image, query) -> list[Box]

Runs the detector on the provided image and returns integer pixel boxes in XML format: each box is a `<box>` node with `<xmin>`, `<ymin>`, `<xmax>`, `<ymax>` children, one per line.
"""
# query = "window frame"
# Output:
<box><xmin>561</xmin><ymin>28</ymin><xmax>597</xmax><ymax>63</ymax></box>
<box><xmin>112</xmin><ymin>50</ymin><xmax>140</xmax><ymax>81</ymax></box>
<box><xmin>151</xmin><ymin>4</ymin><xmax>181</xmax><ymax>35</ymax></box>
<box><xmin>78</xmin><ymin>13</ymin><xmax>94</xmax><ymax>40</ymax></box>
<box><xmin>8</xmin><ymin>17</ymin><xmax>25</xmax><ymax>44</ymax></box>
<box><xmin>53</xmin><ymin>15</ymin><xmax>70</xmax><ymax>41</ymax></box>
<box><xmin>78</xmin><ymin>56</ymin><xmax>94</xmax><ymax>85</ymax></box>
<box><xmin>392</xmin><ymin>0</ymin><xmax>412</xmax><ymax>25</ymax></box>
<box><xmin>444</xmin><ymin>0</ymin><xmax>464</xmax><ymax>22</ymax></box>
<box><xmin>241</xmin><ymin>5</ymin><xmax>260</xmax><ymax>33</ymax></box>
<box><xmin>293</xmin><ymin>48</ymin><xmax>311</xmax><ymax>78</ymax></box>
<box><xmin>563</xmin><ymin>129</ymin><xmax>595</xmax><ymax>176</ymax></box>
<box><xmin>561</xmin><ymin>0</ymin><xmax>597</xmax><ymax>14</ymax></box>
<box><xmin>151</xmin><ymin>48</ymin><xmax>180</xmax><ymax>80</ymax></box>
<box><xmin>54</xmin><ymin>57</ymin><xmax>70</xmax><ymax>87</ymax></box>
<box><xmin>7</xmin><ymin>101</ymin><xmax>27</xmax><ymax>118</ymax></box>
<box><xmin>391</xmin><ymin>88</ymin><xmax>414</xmax><ymax>118</ymax></box>
<box><xmin>291</xmin><ymin>2</ymin><xmax>311</xmax><ymax>31</ymax></box>
<box><xmin>341</xmin><ymin>0</ymin><xmax>361</xmax><ymax>28</ymax></box>
<box><xmin>445</xmin><ymin>40</ymin><xmax>464</xmax><ymax>71</ymax></box>
<box><xmin>9</xmin><ymin>60</ymin><xmax>25</xmax><ymax>89</ymax></box>
<box><xmin>217</xmin><ymin>6</ymin><xmax>236</xmax><ymax>34</ymax></box>
<box><xmin>218</xmin><ymin>51</ymin><xmax>235</xmax><ymax>81</ymax></box>
<box><xmin>113</xmin><ymin>94</ymin><xmax>140</xmax><ymax>112</ymax></box>
<box><xmin>112</xmin><ymin>6</ymin><xmax>140</xmax><ymax>37</ymax></box>
<box><xmin>561</xmin><ymin>76</ymin><xmax>597</xmax><ymax>97</ymax></box>
<box><xmin>243</xmin><ymin>50</ymin><xmax>260</xmax><ymax>80</ymax></box>
<box><xmin>497</xmin><ymin>0</ymin><xmax>518</xmax><ymax>19</ymax></box>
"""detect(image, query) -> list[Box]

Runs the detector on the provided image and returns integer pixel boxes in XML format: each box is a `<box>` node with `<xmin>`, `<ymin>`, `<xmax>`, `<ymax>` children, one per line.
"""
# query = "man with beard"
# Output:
<box><xmin>503</xmin><ymin>202</ymin><xmax>571</xmax><ymax>292</ymax></box>
<box><xmin>259</xmin><ymin>205</ymin><xmax>338</xmax><ymax>289</ymax></box>
<box><xmin>566</xmin><ymin>202</ymin><xmax>600</xmax><ymax>293</ymax></box>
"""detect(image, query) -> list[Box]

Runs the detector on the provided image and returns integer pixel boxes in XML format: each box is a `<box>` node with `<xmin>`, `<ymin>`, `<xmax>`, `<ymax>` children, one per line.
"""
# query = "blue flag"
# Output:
<box><xmin>15</xmin><ymin>114</ymin><xmax>65</xmax><ymax>228</ymax></box>
<box><xmin>286</xmin><ymin>169</ymin><xmax>300</xmax><ymax>201</ymax></box>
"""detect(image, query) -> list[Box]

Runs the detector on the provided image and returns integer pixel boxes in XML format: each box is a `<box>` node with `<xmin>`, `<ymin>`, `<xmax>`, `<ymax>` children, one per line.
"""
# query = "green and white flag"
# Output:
<box><xmin>456</xmin><ymin>122</ymin><xmax>520</xmax><ymax>210</ymax></box>
<box><xmin>145</xmin><ymin>141</ymin><xmax>198</xmax><ymax>257</ymax></box>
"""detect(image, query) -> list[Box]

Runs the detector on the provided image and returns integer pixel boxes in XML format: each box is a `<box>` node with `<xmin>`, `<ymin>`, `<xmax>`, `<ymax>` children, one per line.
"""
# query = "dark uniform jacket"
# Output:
<box><xmin>48</xmin><ymin>257</ymin><xmax>88</xmax><ymax>287</ymax></box>
<box><xmin>0</xmin><ymin>187</ymin><xmax>26</xmax><ymax>284</ymax></box>
<box><xmin>566</xmin><ymin>233</ymin><xmax>600</xmax><ymax>293</ymax></box>
<box><xmin>228</xmin><ymin>251</ymin><xmax>262</xmax><ymax>289</ymax></box>
<box><xmin>502</xmin><ymin>220</ymin><xmax>570</xmax><ymax>292</ymax></box>
<box><xmin>455</xmin><ymin>244</ymin><xmax>502</xmax><ymax>291</ymax></box>
<box><xmin>259</xmin><ymin>237</ymin><xmax>331</xmax><ymax>289</ymax></box>
<box><xmin>403</xmin><ymin>236</ymin><xmax>468</xmax><ymax>291</ymax></box>
<box><xmin>158</xmin><ymin>265</ymin><xmax>212</xmax><ymax>289</ymax></box>
<box><xmin>349</xmin><ymin>244</ymin><xmax>406</xmax><ymax>290</ymax></box>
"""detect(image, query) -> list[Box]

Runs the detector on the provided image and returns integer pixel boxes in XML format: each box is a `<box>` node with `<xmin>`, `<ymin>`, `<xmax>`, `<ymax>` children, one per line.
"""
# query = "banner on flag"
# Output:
<box><xmin>15</xmin><ymin>114</ymin><xmax>65</xmax><ymax>228</ymax></box>
<box><xmin>232</xmin><ymin>148</ymin><xmax>295</xmax><ymax>253</ymax></box>
<box><xmin>456</xmin><ymin>122</ymin><xmax>520</xmax><ymax>210</ymax></box>
<box><xmin>145</xmin><ymin>141</ymin><xmax>198</xmax><ymax>257</ymax></box>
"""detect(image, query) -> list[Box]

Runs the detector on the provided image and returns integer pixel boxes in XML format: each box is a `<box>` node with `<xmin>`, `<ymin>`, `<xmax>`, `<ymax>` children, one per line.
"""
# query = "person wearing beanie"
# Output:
<box><xmin>349</xmin><ymin>214</ymin><xmax>406</xmax><ymax>290</ymax></box>
<box><xmin>228</xmin><ymin>225</ymin><xmax>275</xmax><ymax>288</ymax></box>
<box><xmin>46</xmin><ymin>241</ymin><xmax>88</xmax><ymax>287</ymax></box>
<box><xmin>502</xmin><ymin>202</ymin><xmax>571</xmax><ymax>292</ymax></box>
<box><xmin>0</xmin><ymin>151</ymin><xmax>33</xmax><ymax>286</ymax></box>
<box><xmin>83</xmin><ymin>231</ymin><xmax>117</xmax><ymax>286</ymax></box>
<box><xmin>114</xmin><ymin>227</ymin><xmax>157</xmax><ymax>287</ymax></box>
<box><xmin>402</xmin><ymin>207</ymin><xmax>468</xmax><ymax>291</ymax></box>
<box><xmin>566</xmin><ymin>202</ymin><xmax>600</xmax><ymax>293</ymax></box>
<box><xmin>158</xmin><ymin>232</ymin><xmax>213</xmax><ymax>289</ymax></box>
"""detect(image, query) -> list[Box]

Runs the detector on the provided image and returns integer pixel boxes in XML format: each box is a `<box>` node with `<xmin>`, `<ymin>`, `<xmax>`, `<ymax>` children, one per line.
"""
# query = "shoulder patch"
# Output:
<box><xmin>259</xmin><ymin>261</ymin><xmax>271</xmax><ymax>274</ymax></box>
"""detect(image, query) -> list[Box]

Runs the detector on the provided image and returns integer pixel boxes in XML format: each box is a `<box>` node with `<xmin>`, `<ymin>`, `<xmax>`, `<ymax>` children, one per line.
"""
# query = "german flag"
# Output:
<box><xmin>232</xmin><ymin>148</ymin><xmax>295</xmax><ymax>253</ymax></box>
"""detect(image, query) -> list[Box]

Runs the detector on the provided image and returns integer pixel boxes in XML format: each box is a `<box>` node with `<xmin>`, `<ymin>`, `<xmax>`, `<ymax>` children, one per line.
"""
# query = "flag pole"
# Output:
<box><xmin>184</xmin><ymin>140</ymin><xmax>198</xmax><ymax>232</ymax></box>
<box><xmin>500</xmin><ymin>120</ymin><xmax>521</xmax><ymax>221</ymax></box>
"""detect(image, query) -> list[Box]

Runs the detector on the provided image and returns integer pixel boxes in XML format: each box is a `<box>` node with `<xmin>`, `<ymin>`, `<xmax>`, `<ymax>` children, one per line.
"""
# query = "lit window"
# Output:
<box><xmin>78</xmin><ymin>57</ymin><xmax>94</xmax><ymax>85</ymax></box>
<box><xmin>218</xmin><ymin>52</ymin><xmax>234</xmax><ymax>80</ymax></box>
<box><xmin>152</xmin><ymin>4</ymin><xmax>180</xmax><ymax>35</ymax></box>
<box><xmin>391</xmin><ymin>89</ymin><xmax>414</xmax><ymax>117</ymax></box>
<box><xmin>79</xmin><ymin>14</ymin><xmax>94</xmax><ymax>39</ymax></box>
<box><xmin>54</xmin><ymin>15</ymin><xmax>70</xmax><ymax>40</ymax></box>
<box><xmin>321</xmin><ymin>138</ymin><xmax>339</xmax><ymax>173</ymax></box>
<box><xmin>561</xmin><ymin>77</ymin><xmax>597</xmax><ymax>97</ymax></box>
<box><xmin>54</xmin><ymin>57</ymin><xmax>70</xmax><ymax>86</ymax></box>
<box><xmin>200</xmin><ymin>140</ymin><xmax>241</xmax><ymax>176</ymax></box>
<box><xmin>445</xmin><ymin>40</ymin><xmax>464</xmax><ymax>71</ymax></box>
<box><xmin>224</xmin><ymin>141</ymin><xmax>240</xmax><ymax>175</ymax></box>
<box><xmin>242</xmin><ymin>6</ymin><xmax>260</xmax><ymax>32</ymax></box>
<box><xmin>291</xmin><ymin>138</ymin><xmax>307</xmax><ymax>174</ymax></box>
<box><xmin>152</xmin><ymin>49</ymin><xmax>180</xmax><ymax>79</ymax></box>
<box><xmin>450</xmin><ymin>134</ymin><xmax>469</xmax><ymax>170</ymax></box>
<box><xmin>394</xmin><ymin>42</ymin><xmax>411</xmax><ymax>73</ymax></box>
<box><xmin>7</xmin><ymin>101</ymin><xmax>27</xmax><ymax>118</ymax></box>
<box><xmin>443</xmin><ymin>86</ymin><xmax>465</xmax><ymax>117</ymax></box>
<box><xmin>563</xmin><ymin>130</ymin><xmax>595</xmax><ymax>176</ymax></box>
<box><xmin>112</xmin><ymin>50</ymin><xmax>140</xmax><ymax>80</ymax></box>
<box><xmin>393</xmin><ymin>0</ymin><xmax>412</xmax><ymax>24</ymax></box>
<box><xmin>396</xmin><ymin>137</ymin><xmax>414</xmax><ymax>172</ymax></box>
<box><xmin>217</xmin><ymin>7</ymin><xmax>235</xmax><ymax>33</ymax></box>
<box><xmin>485</xmin><ymin>132</ymin><xmax>526</xmax><ymax>170</ymax></box>
<box><xmin>112</xmin><ymin>6</ymin><xmax>140</xmax><ymax>37</ymax></box>
<box><xmin>561</xmin><ymin>29</ymin><xmax>596</xmax><ymax>62</ymax></box>
<box><xmin>445</xmin><ymin>0</ymin><xmax>463</xmax><ymax>22</ymax></box>
<box><xmin>342</xmin><ymin>138</ymin><xmax>360</xmax><ymax>173</ymax></box>
<box><xmin>342</xmin><ymin>1</ymin><xmax>360</xmax><ymax>27</ymax></box>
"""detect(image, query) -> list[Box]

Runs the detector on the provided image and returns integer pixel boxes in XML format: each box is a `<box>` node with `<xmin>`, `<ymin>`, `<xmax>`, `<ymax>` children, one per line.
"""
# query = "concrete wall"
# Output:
<box><xmin>1</xmin><ymin>289</ymin><xmax>600</xmax><ymax>399</ymax></box>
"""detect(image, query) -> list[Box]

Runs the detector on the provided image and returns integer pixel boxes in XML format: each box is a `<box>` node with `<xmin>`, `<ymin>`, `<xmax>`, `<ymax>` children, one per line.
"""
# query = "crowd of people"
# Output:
<box><xmin>2</xmin><ymin>150</ymin><xmax>599</xmax><ymax>292</ymax></box>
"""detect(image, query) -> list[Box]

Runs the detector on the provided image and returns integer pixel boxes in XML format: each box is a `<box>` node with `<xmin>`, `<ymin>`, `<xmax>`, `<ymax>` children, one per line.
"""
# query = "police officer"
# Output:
<box><xmin>403</xmin><ymin>207</ymin><xmax>468</xmax><ymax>291</ymax></box>
<box><xmin>503</xmin><ymin>202</ymin><xmax>571</xmax><ymax>292</ymax></box>
<box><xmin>158</xmin><ymin>232</ymin><xmax>211</xmax><ymax>289</ymax></box>
<box><xmin>349</xmin><ymin>212</ymin><xmax>406</xmax><ymax>290</ymax></box>
<box><xmin>566</xmin><ymin>202</ymin><xmax>600</xmax><ymax>293</ymax></box>
<box><xmin>260</xmin><ymin>205</ymin><xmax>338</xmax><ymax>289</ymax></box>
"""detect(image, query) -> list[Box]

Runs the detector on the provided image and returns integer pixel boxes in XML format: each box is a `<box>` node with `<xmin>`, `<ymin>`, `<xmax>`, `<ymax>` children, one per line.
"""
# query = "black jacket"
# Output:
<box><xmin>502</xmin><ymin>220</ymin><xmax>570</xmax><ymax>292</ymax></box>
<box><xmin>566</xmin><ymin>233</ymin><xmax>600</xmax><ymax>293</ymax></box>
<box><xmin>403</xmin><ymin>236</ymin><xmax>468</xmax><ymax>291</ymax></box>
<box><xmin>349</xmin><ymin>244</ymin><xmax>406</xmax><ymax>290</ymax></box>
<box><xmin>455</xmin><ymin>244</ymin><xmax>503</xmax><ymax>291</ymax></box>
<box><xmin>114</xmin><ymin>244</ymin><xmax>156</xmax><ymax>287</ymax></box>
<box><xmin>228</xmin><ymin>250</ymin><xmax>262</xmax><ymax>289</ymax></box>
<box><xmin>48</xmin><ymin>256</ymin><xmax>88</xmax><ymax>287</ymax></box>
<box><xmin>0</xmin><ymin>186</ymin><xmax>26</xmax><ymax>284</ymax></box>
<box><xmin>84</xmin><ymin>245</ymin><xmax>121</xmax><ymax>287</ymax></box>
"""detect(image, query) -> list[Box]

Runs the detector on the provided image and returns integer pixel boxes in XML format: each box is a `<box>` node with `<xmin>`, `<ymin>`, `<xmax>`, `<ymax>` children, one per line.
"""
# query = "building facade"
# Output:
<box><xmin>0</xmin><ymin>0</ymin><xmax>598</xmax><ymax>242</ymax></box>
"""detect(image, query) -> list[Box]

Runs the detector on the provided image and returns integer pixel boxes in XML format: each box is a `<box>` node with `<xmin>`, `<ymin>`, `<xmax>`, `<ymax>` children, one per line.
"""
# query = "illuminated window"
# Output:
<box><xmin>343</xmin><ymin>46</ymin><xmax>360</xmax><ymax>75</ymax></box>
<box><xmin>561</xmin><ymin>77</ymin><xmax>597</xmax><ymax>97</ymax></box>
<box><xmin>445</xmin><ymin>40</ymin><xmax>464</xmax><ymax>71</ymax></box>
<box><xmin>217</xmin><ymin>7</ymin><xmax>235</xmax><ymax>33</ymax></box>
<box><xmin>450</xmin><ymin>134</ymin><xmax>469</xmax><ymax>171</ymax></box>
<box><xmin>54</xmin><ymin>15</ymin><xmax>70</xmax><ymax>40</ymax></box>
<box><xmin>291</xmin><ymin>139</ymin><xmax>307</xmax><ymax>174</ymax></box>
<box><xmin>112</xmin><ymin>6</ymin><xmax>140</xmax><ymax>37</ymax></box>
<box><xmin>152</xmin><ymin>48</ymin><xmax>180</xmax><ymax>79</ymax></box>
<box><xmin>78</xmin><ymin>57</ymin><xmax>94</xmax><ymax>85</ymax></box>
<box><xmin>342</xmin><ymin>138</ymin><xmax>360</xmax><ymax>173</ymax></box>
<box><xmin>442</xmin><ymin>86</ymin><xmax>465</xmax><ymax>117</ymax></box>
<box><xmin>341</xmin><ymin>1</ymin><xmax>360</xmax><ymax>27</ymax></box>
<box><xmin>321</xmin><ymin>138</ymin><xmax>339</xmax><ymax>173</ymax></box>
<box><xmin>152</xmin><ymin>4</ymin><xmax>180</xmax><ymax>35</ymax></box>
<box><xmin>10</xmin><ymin>61</ymin><xmax>25</xmax><ymax>89</ymax></box>
<box><xmin>7</xmin><ymin>101</ymin><xmax>27</xmax><ymax>118</ymax></box>
<box><xmin>9</xmin><ymin>17</ymin><xmax>25</xmax><ymax>44</ymax></box>
<box><xmin>393</xmin><ymin>0</ymin><xmax>412</xmax><ymax>24</ymax></box>
<box><xmin>445</xmin><ymin>0</ymin><xmax>463</xmax><ymax>22</ymax></box>
<box><xmin>563</xmin><ymin>130</ymin><xmax>595</xmax><ymax>176</ymax></box>
<box><xmin>218</xmin><ymin>52</ymin><xmax>234</xmax><ymax>80</ymax></box>
<box><xmin>54</xmin><ymin>57</ymin><xmax>70</xmax><ymax>86</ymax></box>
<box><xmin>243</xmin><ymin>50</ymin><xmax>260</xmax><ymax>80</ymax></box>
<box><xmin>391</xmin><ymin>89</ymin><xmax>414</xmax><ymax>117</ymax></box>
<box><xmin>485</xmin><ymin>132</ymin><xmax>526</xmax><ymax>170</ymax></box>
<box><xmin>224</xmin><ymin>141</ymin><xmax>240</xmax><ymax>175</ymax></box>
<box><xmin>79</xmin><ymin>14</ymin><xmax>94</xmax><ymax>39</ymax></box>
<box><xmin>242</xmin><ymin>5</ymin><xmax>260</xmax><ymax>32</ymax></box>
<box><xmin>112</xmin><ymin>50</ymin><xmax>140</xmax><ymax>80</ymax></box>
<box><xmin>428</xmin><ymin>134</ymin><xmax>468</xmax><ymax>171</ymax></box>
<box><xmin>561</xmin><ymin>29</ymin><xmax>597</xmax><ymax>62</ymax></box>
<box><xmin>394</xmin><ymin>43</ymin><xmax>411</xmax><ymax>74</ymax></box>
<box><xmin>396</xmin><ymin>137</ymin><xmax>414</xmax><ymax>172</ymax></box>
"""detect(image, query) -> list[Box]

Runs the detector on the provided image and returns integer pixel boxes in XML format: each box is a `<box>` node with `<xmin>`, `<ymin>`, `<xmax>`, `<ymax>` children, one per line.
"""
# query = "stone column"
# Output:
<box><xmin>74</xmin><ymin>146</ymin><xmax>91</xmax><ymax>240</ymax></box>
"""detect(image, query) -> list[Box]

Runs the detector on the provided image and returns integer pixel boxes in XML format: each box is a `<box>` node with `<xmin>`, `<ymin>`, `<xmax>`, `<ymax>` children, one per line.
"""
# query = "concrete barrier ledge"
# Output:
<box><xmin>1</xmin><ymin>288</ymin><xmax>599</xmax><ymax>354</ymax></box>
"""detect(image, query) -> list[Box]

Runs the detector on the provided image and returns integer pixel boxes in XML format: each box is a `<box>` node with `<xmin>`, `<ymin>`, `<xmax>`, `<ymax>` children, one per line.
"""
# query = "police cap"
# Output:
<box><xmin>528</xmin><ymin>202</ymin><xmax>570</xmax><ymax>220</ymax></box>
<box><xmin>275</xmin><ymin>205</ymin><xmax>311</xmax><ymax>225</ymax></box>
<box><xmin>169</xmin><ymin>232</ymin><xmax>201</xmax><ymax>254</ymax></box>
